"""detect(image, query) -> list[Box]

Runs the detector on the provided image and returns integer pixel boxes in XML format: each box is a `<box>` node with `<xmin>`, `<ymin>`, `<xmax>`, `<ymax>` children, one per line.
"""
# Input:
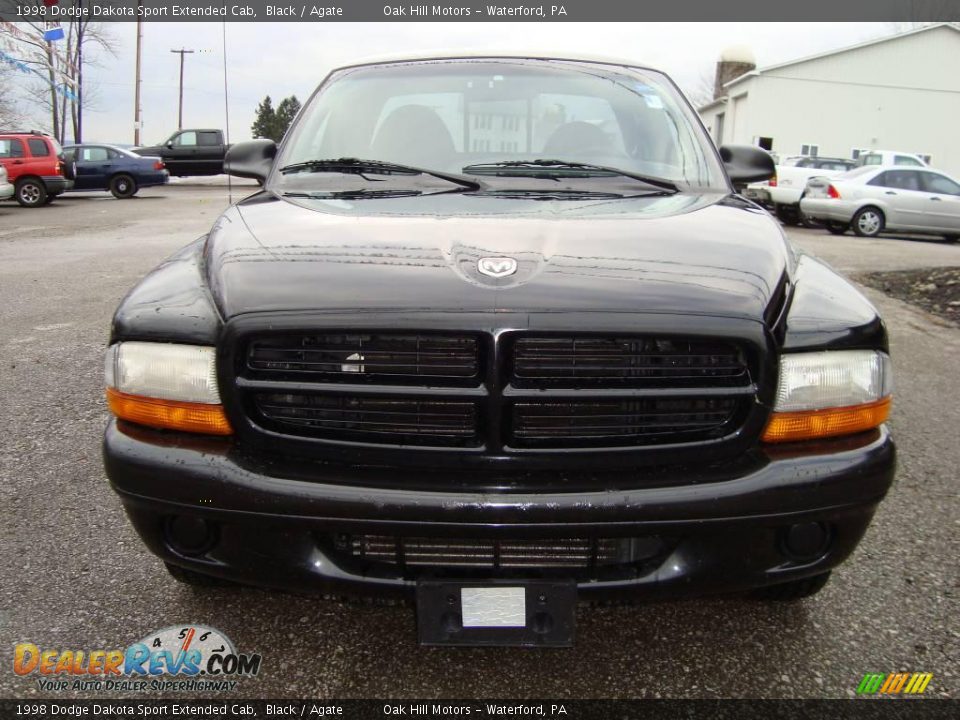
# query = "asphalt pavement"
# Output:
<box><xmin>0</xmin><ymin>185</ymin><xmax>957</xmax><ymax>699</ymax></box>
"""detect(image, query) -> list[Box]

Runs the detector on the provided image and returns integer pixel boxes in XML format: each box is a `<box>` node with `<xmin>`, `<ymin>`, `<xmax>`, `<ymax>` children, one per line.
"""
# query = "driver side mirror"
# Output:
<box><xmin>719</xmin><ymin>144</ymin><xmax>775</xmax><ymax>187</ymax></box>
<box><xmin>225</xmin><ymin>140</ymin><xmax>277</xmax><ymax>183</ymax></box>
<box><xmin>165</xmin><ymin>142</ymin><xmax>174</xmax><ymax>149</ymax></box>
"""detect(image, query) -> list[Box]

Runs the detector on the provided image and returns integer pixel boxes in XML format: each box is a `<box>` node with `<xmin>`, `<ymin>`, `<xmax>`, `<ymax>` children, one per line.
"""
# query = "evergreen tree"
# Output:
<box><xmin>251</xmin><ymin>95</ymin><xmax>277</xmax><ymax>140</ymax></box>
<box><xmin>275</xmin><ymin>95</ymin><xmax>302</xmax><ymax>141</ymax></box>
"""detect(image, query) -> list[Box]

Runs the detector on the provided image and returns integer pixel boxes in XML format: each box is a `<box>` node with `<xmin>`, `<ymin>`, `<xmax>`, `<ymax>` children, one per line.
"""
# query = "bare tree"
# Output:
<box><xmin>0</xmin><ymin>66</ymin><xmax>26</xmax><ymax>129</ymax></box>
<box><xmin>0</xmin><ymin>21</ymin><xmax>68</xmax><ymax>139</ymax></box>
<box><xmin>682</xmin><ymin>67</ymin><xmax>720</xmax><ymax>110</ymax></box>
<box><xmin>64</xmin><ymin>20</ymin><xmax>116</xmax><ymax>142</ymax></box>
<box><xmin>0</xmin><ymin>18</ymin><xmax>115</xmax><ymax>142</ymax></box>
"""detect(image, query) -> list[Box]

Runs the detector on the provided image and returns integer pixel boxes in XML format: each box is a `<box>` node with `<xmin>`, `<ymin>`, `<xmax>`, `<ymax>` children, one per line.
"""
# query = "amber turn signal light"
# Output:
<box><xmin>762</xmin><ymin>397</ymin><xmax>890</xmax><ymax>443</ymax></box>
<box><xmin>106</xmin><ymin>388</ymin><xmax>233</xmax><ymax>436</ymax></box>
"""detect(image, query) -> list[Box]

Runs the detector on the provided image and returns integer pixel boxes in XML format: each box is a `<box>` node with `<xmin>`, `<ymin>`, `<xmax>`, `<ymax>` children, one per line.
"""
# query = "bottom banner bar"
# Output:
<box><xmin>0</xmin><ymin>699</ymin><xmax>957</xmax><ymax>720</ymax></box>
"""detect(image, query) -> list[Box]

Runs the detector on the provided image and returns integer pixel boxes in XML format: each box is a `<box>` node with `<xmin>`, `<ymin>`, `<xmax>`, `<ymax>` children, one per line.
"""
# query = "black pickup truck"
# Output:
<box><xmin>133</xmin><ymin>128</ymin><xmax>229</xmax><ymax>177</ymax></box>
<box><xmin>103</xmin><ymin>55</ymin><xmax>895</xmax><ymax>647</ymax></box>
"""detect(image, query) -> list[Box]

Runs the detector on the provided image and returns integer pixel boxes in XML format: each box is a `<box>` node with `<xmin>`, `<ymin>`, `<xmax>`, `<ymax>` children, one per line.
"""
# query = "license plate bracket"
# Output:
<box><xmin>416</xmin><ymin>580</ymin><xmax>576</xmax><ymax>647</ymax></box>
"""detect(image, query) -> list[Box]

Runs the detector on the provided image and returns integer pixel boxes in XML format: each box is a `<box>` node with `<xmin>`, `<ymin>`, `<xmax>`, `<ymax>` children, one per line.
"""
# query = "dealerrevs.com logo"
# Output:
<box><xmin>13</xmin><ymin>625</ymin><xmax>261</xmax><ymax>693</ymax></box>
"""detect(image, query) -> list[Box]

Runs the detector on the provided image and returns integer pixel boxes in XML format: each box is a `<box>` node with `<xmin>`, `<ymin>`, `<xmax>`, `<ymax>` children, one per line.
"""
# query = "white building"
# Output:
<box><xmin>698</xmin><ymin>24</ymin><xmax>960</xmax><ymax>176</ymax></box>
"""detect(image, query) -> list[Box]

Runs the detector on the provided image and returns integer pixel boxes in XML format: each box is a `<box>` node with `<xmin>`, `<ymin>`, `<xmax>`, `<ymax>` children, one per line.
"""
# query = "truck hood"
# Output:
<box><xmin>206</xmin><ymin>191</ymin><xmax>793</xmax><ymax>321</ymax></box>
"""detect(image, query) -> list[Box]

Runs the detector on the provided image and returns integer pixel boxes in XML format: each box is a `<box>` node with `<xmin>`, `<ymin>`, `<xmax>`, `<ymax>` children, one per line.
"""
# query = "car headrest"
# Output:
<box><xmin>371</xmin><ymin>105</ymin><xmax>456</xmax><ymax>169</ymax></box>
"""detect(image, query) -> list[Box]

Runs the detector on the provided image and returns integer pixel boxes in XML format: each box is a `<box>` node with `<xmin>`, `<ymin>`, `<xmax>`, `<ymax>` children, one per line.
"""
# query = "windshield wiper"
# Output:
<box><xmin>284</xmin><ymin>189</ymin><xmax>426</xmax><ymax>200</ymax></box>
<box><xmin>278</xmin><ymin>157</ymin><xmax>483</xmax><ymax>191</ymax></box>
<box><xmin>462</xmin><ymin>160</ymin><xmax>678</xmax><ymax>192</ymax></box>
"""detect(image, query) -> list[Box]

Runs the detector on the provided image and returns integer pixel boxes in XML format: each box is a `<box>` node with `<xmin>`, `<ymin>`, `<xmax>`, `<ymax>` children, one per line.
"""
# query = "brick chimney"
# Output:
<box><xmin>714</xmin><ymin>46</ymin><xmax>756</xmax><ymax>100</ymax></box>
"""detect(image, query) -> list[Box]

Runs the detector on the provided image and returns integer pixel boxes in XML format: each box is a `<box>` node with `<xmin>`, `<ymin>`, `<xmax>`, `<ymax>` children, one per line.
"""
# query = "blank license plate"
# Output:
<box><xmin>416</xmin><ymin>580</ymin><xmax>576</xmax><ymax>647</ymax></box>
<box><xmin>461</xmin><ymin>586</ymin><xmax>526</xmax><ymax>627</ymax></box>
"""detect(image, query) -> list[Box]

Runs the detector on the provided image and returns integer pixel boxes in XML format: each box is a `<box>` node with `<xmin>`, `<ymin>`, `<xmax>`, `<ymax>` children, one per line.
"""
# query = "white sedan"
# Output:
<box><xmin>0</xmin><ymin>164</ymin><xmax>13</xmax><ymax>201</ymax></box>
<box><xmin>800</xmin><ymin>166</ymin><xmax>960</xmax><ymax>241</ymax></box>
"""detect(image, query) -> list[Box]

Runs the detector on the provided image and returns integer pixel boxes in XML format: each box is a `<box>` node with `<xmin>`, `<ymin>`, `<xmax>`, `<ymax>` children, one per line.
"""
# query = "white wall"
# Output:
<box><xmin>699</xmin><ymin>26</ymin><xmax>960</xmax><ymax>176</ymax></box>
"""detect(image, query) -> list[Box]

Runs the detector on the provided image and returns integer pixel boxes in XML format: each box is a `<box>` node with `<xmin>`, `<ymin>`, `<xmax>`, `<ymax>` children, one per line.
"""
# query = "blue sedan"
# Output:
<box><xmin>63</xmin><ymin>144</ymin><xmax>169</xmax><ymax>198</ymax></box>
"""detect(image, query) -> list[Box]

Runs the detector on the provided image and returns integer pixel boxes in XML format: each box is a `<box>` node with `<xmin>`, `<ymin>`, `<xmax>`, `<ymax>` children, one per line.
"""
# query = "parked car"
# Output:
<box><xmin>0</xmin><ymin>130</ymin><xmax>75</xmax><ymax>207</ymax></box>
<box><xmin>743</xmin><ymin>179</ymin><xmax>771</xmax><ymax>205</ymax></box>
<box><xmin>800</xmin><ymin>165</ymin><xmax>960</xmax><ymax>240</ymax></box>
<box><xmin>104</xmin><ymin>55</ymin><xmax>895</xmax><ymax>646</ymax></box>
<box><xmin>856</xmin><ymin>150</ymin><xmax>929</xmax><ymax>168</ymax></box>
<box><xmin>767</xmin><ymin>157</ymin><xmax>857</xmax><ymax>225</ymax></box>
<box><xmin>0</xmin><ymin>163</ymin><xmax>13</xmax><ymax>201</ymax></box>
<box><xmin>133</xmin><ymin>128</ymin><xmax>230</xmax><ymax>177</ymax></box>
<box><xmin>63</xmin><ymin>144</ymin><xmax>169</xmax><ymax>198</ymax></box>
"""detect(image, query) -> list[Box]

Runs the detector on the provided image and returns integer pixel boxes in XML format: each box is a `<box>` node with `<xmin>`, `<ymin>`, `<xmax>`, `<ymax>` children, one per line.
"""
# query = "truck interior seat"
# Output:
<box><xmin>543</xmin><ymin>121</ymin><xmax>616</xmax><ymax>157</ymax></box>
<box><xmin>371</xmin><ymin>105</ymin><xmax>456</xmax><ymax>169</ymax></box>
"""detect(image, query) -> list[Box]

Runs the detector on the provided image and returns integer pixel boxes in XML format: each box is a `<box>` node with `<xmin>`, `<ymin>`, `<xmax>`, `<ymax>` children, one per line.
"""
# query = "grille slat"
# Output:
<box><xmin>511</xmin><ymin>397</ymin><xmax>742</xmax><ymax>448</ymax></box>
<box><xmin>254</xmin><ymin>393</ymin><xmax>479</xmax><ymax>445</ymax></box>
<box><xmin>248</xmin><ymin>333</ymin><xmax>479</xmax><ymax>384</ymax></box>
<box><xmin>512</xmin><ymin>336</ymin><xmax>748</xmax><ymax>388</ymax></box>
<box><xmin>346</xmin><ymin>535</ymin><xmax>656</xmax><ymax>570</ymax></box>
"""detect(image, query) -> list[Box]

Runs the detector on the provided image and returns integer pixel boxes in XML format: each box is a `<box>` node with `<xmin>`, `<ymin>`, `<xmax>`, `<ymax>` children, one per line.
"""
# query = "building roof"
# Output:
<box><xmin>699</xmin><ymin>22</ymin><xmax>960</xmax><ymax>111</ymax></box>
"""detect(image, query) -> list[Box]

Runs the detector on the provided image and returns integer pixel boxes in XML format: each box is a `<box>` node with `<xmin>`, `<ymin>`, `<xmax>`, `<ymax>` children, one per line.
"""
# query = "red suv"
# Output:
<box><xmin>0</xmin><ymin>131</ymin><xmax>74</xmax><ymax>207</ymax></box>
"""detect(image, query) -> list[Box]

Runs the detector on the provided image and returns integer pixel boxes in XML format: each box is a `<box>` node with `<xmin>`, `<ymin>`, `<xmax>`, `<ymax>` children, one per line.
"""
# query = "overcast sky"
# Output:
<box><xmin>21</xmin><ymin>22</ymin><xmax>901</xmax><ymax>145</ymax></box>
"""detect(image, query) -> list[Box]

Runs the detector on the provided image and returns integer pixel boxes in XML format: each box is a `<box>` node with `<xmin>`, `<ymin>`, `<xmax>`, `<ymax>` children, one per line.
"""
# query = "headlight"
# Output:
<box><xmin>104</xmin><ymin>342</ymin><xmax>232</xmax><ymax>435</ymax></box>
<box><xmin>762</xmin><ymin>350</ymin><xmax>892</xmax><ymax>443</ymax></box>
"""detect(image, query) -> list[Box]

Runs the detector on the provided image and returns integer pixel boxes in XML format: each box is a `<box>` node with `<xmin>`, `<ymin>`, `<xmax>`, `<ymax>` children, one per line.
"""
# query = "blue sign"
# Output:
<box><xmin>43</xmin><ymin>26</ymin><xmax>65</xmax><ymax>42</ymax></box>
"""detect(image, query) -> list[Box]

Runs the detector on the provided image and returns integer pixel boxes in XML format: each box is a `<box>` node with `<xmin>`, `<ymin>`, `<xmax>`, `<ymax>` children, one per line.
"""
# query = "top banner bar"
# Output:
<box><xmin>1</xmin><ymin>0</ymin><xmax>959</xmax><ymax>22</ymax></box>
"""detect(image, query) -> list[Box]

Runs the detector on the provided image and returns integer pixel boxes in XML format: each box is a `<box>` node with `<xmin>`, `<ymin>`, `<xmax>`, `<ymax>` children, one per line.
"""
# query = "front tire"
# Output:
<box><xmin>15</xmin><ymin>178</ymin><xmax>47</xmax><ymax>207</ymax></box>
<box><xmin>110</xmin><ymin>174</ymin><xmax>138</xmax><ymax>199</ymax></box>
<box><xmin>852</xmin><ymin>206</ymin><xmax>884</xmax><ymax>238</ymax></box>
<box><xmin>751</xmin><ymin>571</ymin><xmax>831</xmax><ymax>601</ymax></box>
<box><xmin>774</xmin><ymin>203</ymin><xmax>800</xmax><ymax>226</ymax></box>
<box><xmin>825</xmin><ymin>221</ymin><xmax>848</xmax><ymax>235</ymax></box>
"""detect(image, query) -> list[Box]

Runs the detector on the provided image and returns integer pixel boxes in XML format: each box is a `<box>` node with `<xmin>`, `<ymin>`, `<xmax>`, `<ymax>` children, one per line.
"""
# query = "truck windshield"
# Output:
<box><xmin>278</xmin><ymin>59</ymin><xmax>727</xmax><ymax>191</ymax></box>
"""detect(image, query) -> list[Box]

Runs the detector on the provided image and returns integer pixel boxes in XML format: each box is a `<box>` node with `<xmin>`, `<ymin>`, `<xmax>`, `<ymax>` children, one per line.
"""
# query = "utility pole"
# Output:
<box><xmin>170</xmin><ymin>47</ymin><xmax>194</xmax><ymax>130</ymax></box>
<box><xmin>76</xmin><ymin>7</ymin><xmax>82</xmax><ymax>143</ymax></box>
<box><xmin>134</xmin><ymin>2</ymin><xmax>143</xmax><ymax>145</ymax></box>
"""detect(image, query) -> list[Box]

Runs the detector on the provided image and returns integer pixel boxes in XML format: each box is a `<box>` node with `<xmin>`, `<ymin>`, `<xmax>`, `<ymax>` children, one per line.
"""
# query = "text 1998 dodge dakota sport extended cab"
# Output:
<box><xmin>104</xmin><ymin>55</ymin><xmax>895</xmax><ymax>647</ymax></box>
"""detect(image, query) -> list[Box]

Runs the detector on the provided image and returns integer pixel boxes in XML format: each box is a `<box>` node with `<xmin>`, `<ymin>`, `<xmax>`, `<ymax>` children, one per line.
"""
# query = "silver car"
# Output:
<box><xmin>0</xmin><ymin>164</ymin><xmax>13</xmax><ymax>201</ymax></box>
<box><xmin>800</xmin><ymin>166</ymin><xmax>960</xmax><ymax>241</ymax></box>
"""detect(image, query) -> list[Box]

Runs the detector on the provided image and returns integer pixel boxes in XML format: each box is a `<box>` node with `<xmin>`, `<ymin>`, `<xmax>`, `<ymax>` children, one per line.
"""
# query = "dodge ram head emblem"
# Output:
<box><xmin>478</xmin><ymin>257</ymin><xmax>518</xmax><ymax>278</ymax></box>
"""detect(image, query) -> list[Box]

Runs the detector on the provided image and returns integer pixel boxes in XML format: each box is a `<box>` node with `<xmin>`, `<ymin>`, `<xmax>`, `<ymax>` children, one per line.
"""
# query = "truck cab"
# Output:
<box><xmin>134</xmin><ymin>129</ymin><xmax>227</xmax><ymax>177</ymax></box>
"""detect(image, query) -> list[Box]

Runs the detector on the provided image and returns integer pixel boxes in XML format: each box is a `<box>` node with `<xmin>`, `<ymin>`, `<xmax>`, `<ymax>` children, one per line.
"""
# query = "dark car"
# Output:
<box><xmin>63</xmin><ymin>144</ymin><xmax>169</xmax><ymax>198</ymax></box>
<box><xmin>0</xmin><ymin>130</ymin><xmax>74</xmax><ymax>207</ymax></box>
<box><xmin>132</xmin><ymin>129</ymin><xmax>229</xmax><ymax>177</ymax></box>
<box><xmin>103</xmin><ymin>56</ymin><xmax>895</xmax><ymax>647</ymax></box>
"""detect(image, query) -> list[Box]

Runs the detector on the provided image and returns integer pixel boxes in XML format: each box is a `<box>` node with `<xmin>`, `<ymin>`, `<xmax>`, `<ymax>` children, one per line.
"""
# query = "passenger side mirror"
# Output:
<box><xmin>225</xmin><ymin>140</ymin><xmax>277</xmax><ymax>183</ymax></box>
<box><xmin>165</xmin><ymin>142</ymin><xmax>173</xmax><ymax>149</ymax></box>
<box><xmin>719</xmin><ymin>144</ymin><xmax>776</xmax><ymax>187</ymax></box>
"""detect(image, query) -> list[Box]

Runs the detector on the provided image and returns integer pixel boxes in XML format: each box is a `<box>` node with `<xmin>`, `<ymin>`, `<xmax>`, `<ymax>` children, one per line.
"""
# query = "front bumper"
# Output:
<box><xmin>105</xmin><ymin>419</ymin><xmax>895</xmax><ymax>600</ymax></box>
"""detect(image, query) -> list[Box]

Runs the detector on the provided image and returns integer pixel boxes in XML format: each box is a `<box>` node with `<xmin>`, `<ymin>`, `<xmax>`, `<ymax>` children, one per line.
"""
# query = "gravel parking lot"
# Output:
<box><xmin>1</xmin><ymin>185</ymin><xmax>957</xmax><ymax>699</ymax></box>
